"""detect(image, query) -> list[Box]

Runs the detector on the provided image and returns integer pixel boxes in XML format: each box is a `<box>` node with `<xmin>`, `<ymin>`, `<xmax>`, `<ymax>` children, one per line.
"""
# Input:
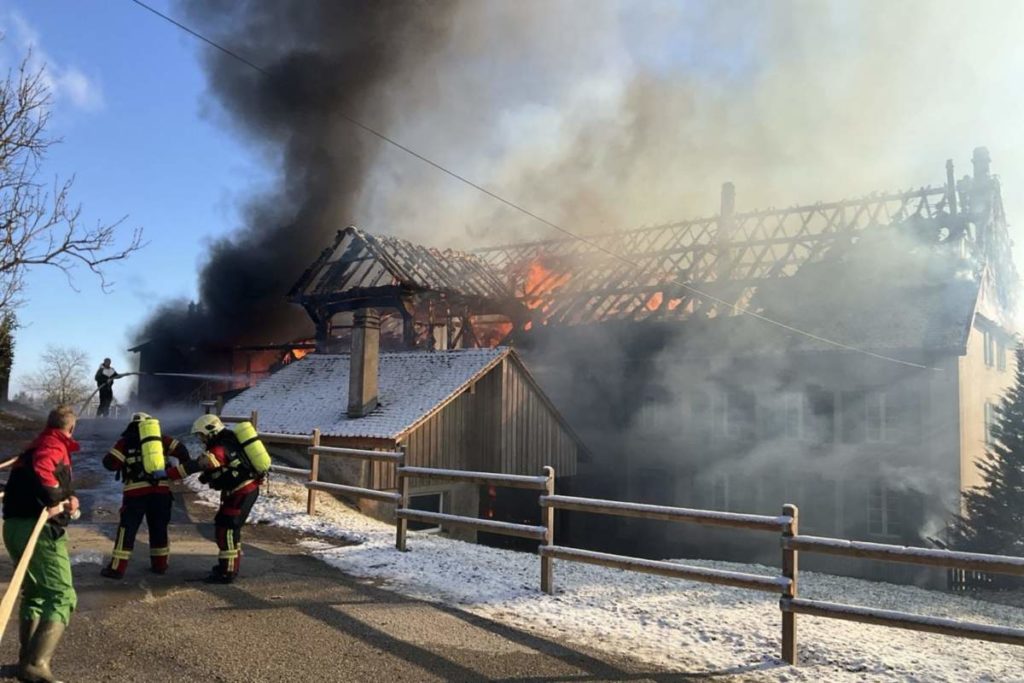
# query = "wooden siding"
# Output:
<box><xmin>373</xmin><ymin>356</ymin><xmax>581</xmax><ymax>489</ymax></box>
<box><xmin>500</xmin><ymin>357</ymin><xmax>580</xmax><ymax>478</ymax></box>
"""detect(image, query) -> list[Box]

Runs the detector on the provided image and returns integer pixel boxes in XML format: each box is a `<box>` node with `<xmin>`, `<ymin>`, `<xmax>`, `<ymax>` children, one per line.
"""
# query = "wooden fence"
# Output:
<box><xmin>242</xmin><ymin>427</ymin><xmax>1024</xmax><ymax>667</ymax></box>
<box><xmin>395</xmin><ymin>465</ymin><xmax>553</xmax><ymax>557</ymax></box>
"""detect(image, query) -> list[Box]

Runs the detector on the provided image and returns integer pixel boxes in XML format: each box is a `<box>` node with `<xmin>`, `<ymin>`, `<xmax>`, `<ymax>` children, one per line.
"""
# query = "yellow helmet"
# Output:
<box><xmin>191</xmin><ymin>414</ymin><xmax>224</xmax><ymax>438</ymax></box>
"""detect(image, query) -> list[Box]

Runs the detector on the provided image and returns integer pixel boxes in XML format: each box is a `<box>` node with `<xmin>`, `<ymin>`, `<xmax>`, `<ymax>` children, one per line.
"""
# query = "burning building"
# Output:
<box><xmin>476</xmin><ymin>147</ymin><xmax>1016</xmax><ymax>584</ymax></box>
<box><xmin>138</xmin><ymin>146</ymin><xmax>1014</xmax><ymax>582</ymax></box>
<box><xmin>220</xmin><ymin>147</ymin><xmax>1013</xmax><ymax>584</ymax></box>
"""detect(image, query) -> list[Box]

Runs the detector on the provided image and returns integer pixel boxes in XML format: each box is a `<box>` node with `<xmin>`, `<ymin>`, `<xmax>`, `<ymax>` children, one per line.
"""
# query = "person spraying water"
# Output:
<box><xmin>93</xmin><ymin>359</ymin><xmax>121</xmax><ymax>418</ymax></box>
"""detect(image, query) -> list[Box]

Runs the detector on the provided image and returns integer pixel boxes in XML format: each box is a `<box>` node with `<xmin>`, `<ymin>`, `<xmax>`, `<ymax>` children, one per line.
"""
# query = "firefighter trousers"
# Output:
<box><xmin>214</xmin><ymin>488</ymin><xmax>258</xmax><ymax>577</ymax></box>
<box><xmin>108</xmin><ymin>493</ymin><xmax>173</xmax><ymax>574</ymax></box>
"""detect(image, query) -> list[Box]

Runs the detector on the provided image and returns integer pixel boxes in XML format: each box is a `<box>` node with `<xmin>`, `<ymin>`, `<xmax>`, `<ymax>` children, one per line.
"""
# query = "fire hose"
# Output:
<box><xmin>77</xmin><ymin>372</ymin><xmax>142</xmax><ymax>419</ymax></box>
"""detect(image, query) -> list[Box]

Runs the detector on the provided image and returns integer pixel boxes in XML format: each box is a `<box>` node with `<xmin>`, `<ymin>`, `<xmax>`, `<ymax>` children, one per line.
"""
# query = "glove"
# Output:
<box><xmin>149</xmin><ymin>469</ymin><xmax>167</xmax><ymax>480</ymax></box>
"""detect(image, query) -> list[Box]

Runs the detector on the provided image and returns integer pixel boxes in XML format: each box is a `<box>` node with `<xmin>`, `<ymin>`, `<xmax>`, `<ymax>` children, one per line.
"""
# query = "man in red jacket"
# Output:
<box><xmin>100</xmin><ymin>413</ymin><xmax>190</xmax><ymax>578</ymax></box>
<box><xmin>2</xmin><ymin>406</ymin><xmax>80</xmax><ymax>683</ymax></box>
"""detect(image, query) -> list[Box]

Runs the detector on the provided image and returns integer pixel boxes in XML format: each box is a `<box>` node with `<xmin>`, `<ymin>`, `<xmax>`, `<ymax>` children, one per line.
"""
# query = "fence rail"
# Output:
<box><xmin>781</xmin><ymin>597</ymin><xmax>1024</xmax><ymax>647</ymax></box>
<box><xmin>308</xmin><ymin>481</ymin><xmax>402</xmax><ymax>504</ymax></box>
<box><xmin>397</xmin><ymin>509</ymin><xmax>547</xmax><ymax>540</ymax></box>
<box><xmin>399</xmin><ymin>466</ymin><xmax>549</xmax><ymax>489</ymax></box>
<box><xmin>541</xmin><ymin>495</ymin><xmax>790</xmax><ymax>531</ymax></box>
<box><xmin>260</xmin><ymin>432</ymin><xmax>318</xmax><ymax>447</ymax></box>
<box><xmin>257</xmin><ymin>426</ymin><xmax>320</xmax><ymax>514</ymax></box>
<box><xmin>785</xmin><ymin>535</ymin><xmax>1024</xmax><ymax>575</ymax></box>
<box><xmin>540</xmin><ymin>546</ymin><xmax>790</xmax><ymax>593</ymax></box>
<box><xmin>312</xmin><ymin>445</ymin><xmax>404</xmax><ymax>462</ymax></box>
<box><xmin>271</xmin><ymin>465</ymin><xmax>312</xmax><ymax>476</ymax></box>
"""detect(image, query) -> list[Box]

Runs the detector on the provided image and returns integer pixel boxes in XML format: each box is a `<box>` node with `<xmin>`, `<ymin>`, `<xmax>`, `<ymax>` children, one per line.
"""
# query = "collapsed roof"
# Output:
<box><xmin>289</xmin><ymin>149</ymin><xmax>1016</xmax><ymax>342</ymax></box>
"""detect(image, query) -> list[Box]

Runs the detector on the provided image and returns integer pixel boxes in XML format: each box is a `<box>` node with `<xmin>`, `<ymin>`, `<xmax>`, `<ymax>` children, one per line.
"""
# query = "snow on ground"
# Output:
<box><xmin>189</xmin><ymin>475</ymin><xmax>1024</xmax><ymax>682</ymax></box>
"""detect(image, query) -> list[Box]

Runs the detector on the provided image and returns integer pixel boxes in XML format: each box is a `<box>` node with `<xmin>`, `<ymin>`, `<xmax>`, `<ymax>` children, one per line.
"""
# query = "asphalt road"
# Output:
<box><xmin>0</xmin><ymin>419</ymin><xmax>739</xmax><ymax>682</ymax></box>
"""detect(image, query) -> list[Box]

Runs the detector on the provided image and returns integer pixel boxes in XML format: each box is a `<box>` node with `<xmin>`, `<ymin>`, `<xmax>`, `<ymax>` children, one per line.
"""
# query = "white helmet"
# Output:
<box><xmin>191</xmin><ymin>414</ymin><xmax>224</xmax><ymax>438</ymax></box>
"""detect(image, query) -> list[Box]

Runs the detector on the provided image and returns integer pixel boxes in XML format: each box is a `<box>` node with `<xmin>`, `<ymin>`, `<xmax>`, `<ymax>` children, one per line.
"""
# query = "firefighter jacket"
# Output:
<box><xmin>184</xmin><ymin>430</ymin><xmax>260</xmax><ymax>496</ymax></box>
<box><xmin>2</xmin><ymin>428</ymin><xmax>78</xmax><ymax>532</ymax></box>
<box><xmin>103</xmin><ymin>432</ymin><xmax>189</xmax><ymax>497</ymax></box>
<box><xmin>95</xmin><ymin>365</ymin><xmax>117</xmax><ymax>388</ymax></box>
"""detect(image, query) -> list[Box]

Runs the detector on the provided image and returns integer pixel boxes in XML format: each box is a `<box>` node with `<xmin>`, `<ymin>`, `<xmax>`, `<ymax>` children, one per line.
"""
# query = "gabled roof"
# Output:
<box><xmin>289</xmin><ymin>226</ymin><xmax>512</xmax><ymax>303</ymax></box>
<box><xmin>223</xmin><ymin>348</ymin><xmax>507</xmax><ymax>440</ymax></box>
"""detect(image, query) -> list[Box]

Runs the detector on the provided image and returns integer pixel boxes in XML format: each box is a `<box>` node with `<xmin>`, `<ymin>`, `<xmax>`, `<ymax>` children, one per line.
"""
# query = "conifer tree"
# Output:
<box><xmin>947</xmin><ymin>346</ymin><xmax>1024</xmax><ymax>557</ymax></box>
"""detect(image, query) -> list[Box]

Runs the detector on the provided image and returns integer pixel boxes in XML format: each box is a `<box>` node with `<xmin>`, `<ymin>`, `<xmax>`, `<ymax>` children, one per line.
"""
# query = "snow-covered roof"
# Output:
<box><xmin>222</xmin><ymin>348</ymin><xmax>509</xmax><ymax>440</ymax></box>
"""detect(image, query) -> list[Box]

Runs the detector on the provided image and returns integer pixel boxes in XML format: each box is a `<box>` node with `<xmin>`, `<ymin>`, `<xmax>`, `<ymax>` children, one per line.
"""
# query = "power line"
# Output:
<box><xmin>128</xmin><ymin>0</ymin><xmax>938</xmax><ymax>372</ymax></box>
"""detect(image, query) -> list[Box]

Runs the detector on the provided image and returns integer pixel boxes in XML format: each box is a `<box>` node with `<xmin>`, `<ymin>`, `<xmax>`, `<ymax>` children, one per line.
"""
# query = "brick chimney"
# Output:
<box><xmin>347</xmin><ymin>309</ymin><xmax>380</xmax><ymax>418</ymax></box>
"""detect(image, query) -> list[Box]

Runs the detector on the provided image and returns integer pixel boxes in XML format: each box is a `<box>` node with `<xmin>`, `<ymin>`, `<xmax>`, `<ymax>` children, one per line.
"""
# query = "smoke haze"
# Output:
<box><xmin>138</xmin><ymin>0</ymin><xmax>1024</xmax><ymax>348</ymax></box>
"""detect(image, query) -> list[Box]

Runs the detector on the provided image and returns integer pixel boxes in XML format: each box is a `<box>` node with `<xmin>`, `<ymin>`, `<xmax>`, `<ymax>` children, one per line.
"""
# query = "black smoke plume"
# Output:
<box><xmin>134</xmin><ymin>1</ymin><xmax>457</xmax><ymax>355</ymax></box>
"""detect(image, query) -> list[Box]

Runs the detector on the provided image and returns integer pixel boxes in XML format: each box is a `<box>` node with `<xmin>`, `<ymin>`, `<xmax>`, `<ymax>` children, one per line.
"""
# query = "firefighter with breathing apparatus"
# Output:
<box><xmin>100</xmin><ymin>412</ymin><xmax>190</xmax><ymax>578</ymax></box>
<box><xmin>188</xmin><ymin>414</ymin><xmax>271</xmax><ymax>584</ymax></box>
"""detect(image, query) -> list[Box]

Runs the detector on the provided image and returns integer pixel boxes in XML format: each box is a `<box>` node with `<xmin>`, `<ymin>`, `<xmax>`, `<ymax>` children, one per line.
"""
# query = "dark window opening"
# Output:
<box><xmin>408</xmin><ymin>492</ymin><xmax>444</xmax><ymax>532</ymax></box>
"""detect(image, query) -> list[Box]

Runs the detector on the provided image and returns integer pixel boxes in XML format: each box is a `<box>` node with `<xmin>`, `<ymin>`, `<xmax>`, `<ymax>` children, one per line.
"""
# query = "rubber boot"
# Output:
<box><xmin>18</xmin><ymin>620</ymin><xmax>65</xmax><ymax>683</ymax></box>
<box><xmin>17</xmin><ymin>618</ymin><xmax>39</xmax><ymax>669</ymax></box>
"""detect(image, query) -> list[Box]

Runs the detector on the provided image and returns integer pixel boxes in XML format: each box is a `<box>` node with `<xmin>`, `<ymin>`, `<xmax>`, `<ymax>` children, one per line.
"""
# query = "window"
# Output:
<box><xmin>997</xmin><ymin>339</ymin><xmax>1007</xmax><ymax>372</ymax></box>
<box><xmin>408</xmin><ymin>492</ymin><xmax>445</xmax><ymax>532</ymax></box>
<box><xmin>865</xmin><ymin>392</ymin><xmax>886</xmax><ymax>442</ymax></box>
<box><xmin>712</xmin><ymin>390</ymin><xmax>753</xmax><ymax>439</ymax></box>
<box><xmin>840</xmin><ymin>391</ymin><xmax>866</xmax><ymax>443</ymax></box>
<box><xmin>985</xmin><ymin>401</ymin><xmax>999</xmax><ymax>446</ymax></box>
<box><xmin>806</xmin><ymin>385</ymin><xmax>835</xmax><ymax>443</ymax></box>
<box><xmin>867</xmin><ymin>481</ymin><xmax>903</xmax><ymax>537</ymax></box>
<box><xmin>983</xmin><ymin>329</ymin><xmax>996</xmax><ymax>367</ymax></box>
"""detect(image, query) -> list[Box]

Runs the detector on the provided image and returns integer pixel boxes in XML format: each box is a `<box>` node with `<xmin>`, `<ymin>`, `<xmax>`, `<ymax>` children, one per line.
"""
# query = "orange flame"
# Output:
<box><xmin>524</xmin><ymin>259</ymin><xmax>571</xmax><ymax>310</ymax></box>
<box><xmin>291</xmin><ymin>347</ymin><xmax>312</xmax><ymax>361</ymax></box>
<box><xmin>645</xmin><ymin>292</ymin><xmax>663</xmax><ymax>311</ymax></box>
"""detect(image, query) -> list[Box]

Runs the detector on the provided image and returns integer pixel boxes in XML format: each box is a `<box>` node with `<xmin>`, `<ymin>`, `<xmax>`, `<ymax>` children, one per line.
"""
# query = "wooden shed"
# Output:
<box><xmin>222</xmin><ymin>345</ymin><xmax>585</xmax><ymax>537</ymax></box>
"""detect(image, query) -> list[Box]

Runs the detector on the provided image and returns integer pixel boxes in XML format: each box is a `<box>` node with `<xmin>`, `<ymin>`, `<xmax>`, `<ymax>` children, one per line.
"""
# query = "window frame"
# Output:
<box><xmin>407</xmin><ymin>491</ymin><xmax>447</xmax><ymax>533</ymax></box>
<box><xmin>867</xmin><ymin>480</ymin><xmax>902</xmax><ymax>537</ymax></box>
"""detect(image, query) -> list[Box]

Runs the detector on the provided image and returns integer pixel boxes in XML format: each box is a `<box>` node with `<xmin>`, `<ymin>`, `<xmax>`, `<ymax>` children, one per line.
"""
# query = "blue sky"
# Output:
<box><xmin>4</xmin><ymin>0</ymin><xmax>263</xmax><ymax>400</ymax></box>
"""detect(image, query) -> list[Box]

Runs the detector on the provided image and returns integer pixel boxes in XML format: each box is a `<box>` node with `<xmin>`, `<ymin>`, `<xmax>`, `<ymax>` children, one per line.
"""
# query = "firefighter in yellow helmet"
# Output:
<box><xmin>186</xmin><ymin>414</ymin><xmax>266</xmax><ymax>584</ymax></box>
<box><xmin>100</xmin><ymin>412</ymin><xmax>190</xmax><ymax>578</ymax></box>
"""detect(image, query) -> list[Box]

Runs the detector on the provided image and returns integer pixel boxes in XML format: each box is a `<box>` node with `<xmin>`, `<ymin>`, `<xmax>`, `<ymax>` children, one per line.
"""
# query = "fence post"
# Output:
<box><xmin>307</xmin><ymin>429</ymin><xmax>321</xmax><ymax>516</ymax></box>
<box><xmin>250</xmin><ymin>410</ymin><xmax>259</xmax><ymax>429</ymax></box>
<box><xmin>395</xmin><ymin>445</ymin><xmax>409</xmax><ymax>551</ymax></box>
<box><xmin>781</xmin><ymin>503</ymin><xmax>799</xmax><ymax>665</ymax></box>
<box><xmin>215</xmin><ymin>395</ymin><xmax>224</xmax><ymax>415</ymax></box>
<box><xmin>540</xmin><ymin>466</ymin><xmax>555</xmax><ymax>594</ymax></box>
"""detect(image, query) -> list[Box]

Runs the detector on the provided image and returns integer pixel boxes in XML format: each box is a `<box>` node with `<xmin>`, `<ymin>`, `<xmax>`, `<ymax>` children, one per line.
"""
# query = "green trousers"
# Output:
<box><xmin>3</xmin><ymin>517</ymin><xmax>76</xmax><ymax>624</ymax></box>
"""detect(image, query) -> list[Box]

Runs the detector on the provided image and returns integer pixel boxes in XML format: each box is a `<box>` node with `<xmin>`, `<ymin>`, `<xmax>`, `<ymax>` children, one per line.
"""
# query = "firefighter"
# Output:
<box><xmin>185</xmin><ymin>414</ymin><xmax>264</xmax><ymax>584</ymax></box>
<box><xmin>93</xmin><ymin>358</ymin><xmax>120</xmax><ymax>418</ymax></box>
<box><xmin>99</xmin><ymin>412</ymin><xmax>190</xmax><ymax>578</ymax></box>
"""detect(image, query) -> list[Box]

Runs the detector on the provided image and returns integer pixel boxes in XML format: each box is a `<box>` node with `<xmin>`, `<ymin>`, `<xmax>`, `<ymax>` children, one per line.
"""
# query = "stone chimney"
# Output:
<box><xmin>347</xmin><ymin>309</ymin><xmax>380</xmax><ymax>418</ymax></box>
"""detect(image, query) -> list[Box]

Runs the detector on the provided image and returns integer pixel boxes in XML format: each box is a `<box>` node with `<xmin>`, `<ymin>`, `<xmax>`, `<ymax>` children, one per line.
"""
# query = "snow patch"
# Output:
<box><xmin>228</xmin><ymin>476</ymin><xmax>1024</xmax><ymax>681</ymax></box>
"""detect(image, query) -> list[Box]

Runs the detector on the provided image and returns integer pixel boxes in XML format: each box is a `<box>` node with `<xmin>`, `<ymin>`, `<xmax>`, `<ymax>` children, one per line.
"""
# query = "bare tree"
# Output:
<box><xmin>23</xmin><ymin>345</ymin><xmax>90</xmax><ymax>407</ymax></box>
<box><xmin>0</xmin><ymin>50</ymin><xmax>144</xmax><ymax>309</ymax></box>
